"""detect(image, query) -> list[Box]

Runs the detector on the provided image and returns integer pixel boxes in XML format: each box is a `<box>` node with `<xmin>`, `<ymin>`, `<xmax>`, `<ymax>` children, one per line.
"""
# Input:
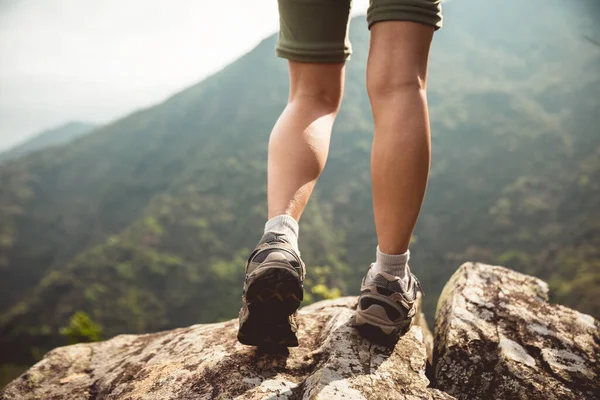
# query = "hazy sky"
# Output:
<box><xmin>0</xmin><ymin>0</ymin><xmax>370</xmax><ymax>151</ymax></box>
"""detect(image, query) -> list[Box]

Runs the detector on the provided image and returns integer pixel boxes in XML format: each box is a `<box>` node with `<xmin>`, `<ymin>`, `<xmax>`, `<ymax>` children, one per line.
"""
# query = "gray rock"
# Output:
<box><xmin>434</xmin><ymin>262</ymin><xmax>600</xmax><ymax>400</ymax></box>
<box><xmin>8</xmin><ymin>263</ymin><xmax>595</xmax><ymax>400</ymax></box>
<box><xmin>2</xmin><ymin>296</ymin><xmax>450</xmax><ymax>400</ymax></box>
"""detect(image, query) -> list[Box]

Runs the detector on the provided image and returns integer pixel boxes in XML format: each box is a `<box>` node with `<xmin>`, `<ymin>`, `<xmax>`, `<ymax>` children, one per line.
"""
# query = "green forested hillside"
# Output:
<box><xmin>0</xmin><ymin>122</ymin><xmax>97</xmax><ymax>164</ymax></box>
<box><xmin>0</xmin><ymin>0</ymin><xmax>598</xmax><ymax>384</ymax></box>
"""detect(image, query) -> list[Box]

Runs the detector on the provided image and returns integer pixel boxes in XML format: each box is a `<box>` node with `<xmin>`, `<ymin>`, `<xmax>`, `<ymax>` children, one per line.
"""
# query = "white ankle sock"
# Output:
<box><xmin>263</xmin><ymin>214</ymin><xmax>300</xmax><ymax>252</ymax></box>
<box><xmin>371</xmin><ymin>246</ymin><xmax>410</xmax><ymax>279</ymax></box>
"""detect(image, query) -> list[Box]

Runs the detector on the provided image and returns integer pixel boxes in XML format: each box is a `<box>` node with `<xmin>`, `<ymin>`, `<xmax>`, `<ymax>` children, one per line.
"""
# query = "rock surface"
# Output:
<box><xmin>5</xmin><ymin>263</ymin><xmax>599</xmax><ymax>400</ymax></box>
<box><xmin>434</xmin><ymin>262</ymin><xmax>600</xmax><ymax>400</ymax></box>
<box><xmin>1</xmin><ymin>297</ymin><xmax>450</xmax><ymax>400</ymax></box>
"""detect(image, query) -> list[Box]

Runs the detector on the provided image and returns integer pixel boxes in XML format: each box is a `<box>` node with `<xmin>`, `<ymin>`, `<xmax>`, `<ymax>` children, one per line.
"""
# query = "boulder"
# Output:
<box><xmin>1</xmin><ymin>297</ymin><xmax>449</xmax><ymax>400</ymax></box>
<box><xmin>434</xmin><ymin>262</ymin><xmax>600</xmax><ymax>400</ymax></box>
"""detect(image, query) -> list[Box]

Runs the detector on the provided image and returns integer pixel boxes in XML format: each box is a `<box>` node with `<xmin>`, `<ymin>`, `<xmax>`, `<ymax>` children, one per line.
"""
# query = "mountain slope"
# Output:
<box><xmin>0</xmin><ymin>122</ymin><xmax>97</xmax><ymax>163</ymax></box>
<box><xmin>0</xmin><ymin>0</ymin><xmax>598</xmax><ymax>376</ymax></box>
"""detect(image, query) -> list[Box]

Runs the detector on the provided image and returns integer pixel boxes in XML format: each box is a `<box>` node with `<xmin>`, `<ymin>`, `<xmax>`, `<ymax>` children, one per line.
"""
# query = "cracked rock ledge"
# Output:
<box><xmin>2</xmin><ymin>263</ymin><xmax>599</xmax><ymax>400</ymax></box>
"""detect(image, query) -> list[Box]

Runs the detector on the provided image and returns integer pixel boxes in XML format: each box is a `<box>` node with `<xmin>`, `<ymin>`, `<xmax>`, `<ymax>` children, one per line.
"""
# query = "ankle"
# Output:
<box><xmin>372</xmin><ymin>246</ymin><xmax>410</xmax><ymax>278</ymax></box>
<box><xmin>262</xmin><ymin>214</ymin><xmax>300</xmax><ymax>253</ymax></box>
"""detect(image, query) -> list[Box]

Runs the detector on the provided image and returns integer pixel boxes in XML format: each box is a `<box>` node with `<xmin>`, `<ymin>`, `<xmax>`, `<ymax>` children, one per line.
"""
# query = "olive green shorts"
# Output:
<box><xmin>276</xmin><ymin>0</ymin><xmax>442</xmax><ymax>63</ymax></box>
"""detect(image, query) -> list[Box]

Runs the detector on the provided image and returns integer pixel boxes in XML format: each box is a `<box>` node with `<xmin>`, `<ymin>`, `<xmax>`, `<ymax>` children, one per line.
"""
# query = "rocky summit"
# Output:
<box><xmin>0</xmin><ymin>297</ymin><xmax>447</xmax><ymax>400</ymax></box>
<box><xmin>2</xmin><ymin>263</ymin><xmax>599</xmax><ymax>400</ymax></box>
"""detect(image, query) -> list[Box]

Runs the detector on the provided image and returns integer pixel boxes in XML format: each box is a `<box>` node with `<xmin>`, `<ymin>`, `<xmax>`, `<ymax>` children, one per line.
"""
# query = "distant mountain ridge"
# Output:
<box><xmin>0</xmin><ymin>122</ymin><xmax>98</xmax><ymax>163</ymax></box>
<box><xmin>0</xmin><ymin>0</ymin><xmax>598</xmax><ymax>385</ymax></box>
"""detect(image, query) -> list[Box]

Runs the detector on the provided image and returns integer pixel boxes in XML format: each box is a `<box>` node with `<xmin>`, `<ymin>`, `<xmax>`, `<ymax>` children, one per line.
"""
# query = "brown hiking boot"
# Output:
<box><xmin>353</xmin><ymin>265</ymin><xmax>422</xmax><ymax>340</ymax></box>
<box><xmin>237</xmin><ymin>233</ymin><xmax>305</xmax><ymax>347</ymax></box>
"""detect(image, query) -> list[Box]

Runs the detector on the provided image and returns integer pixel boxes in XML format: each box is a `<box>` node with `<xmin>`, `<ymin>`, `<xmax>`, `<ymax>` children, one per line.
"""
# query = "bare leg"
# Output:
<box><xmin>368</xmin><ymin>21</ymin><xmax>434</xmax><ymax>254</ymax></box>
<box><xmin>268</xmin><ymin>61</ymin><xmax>345</xmax><ymax>220</ymax></box>
<box><xmin>239</xmin><ymin>61</ymin><xmax>345</xmax><ymax>348</ymax></box>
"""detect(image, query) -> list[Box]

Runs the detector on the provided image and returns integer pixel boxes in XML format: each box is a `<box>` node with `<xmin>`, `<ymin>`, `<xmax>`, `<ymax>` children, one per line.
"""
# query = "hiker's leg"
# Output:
<box><xmin>238</xmin><ymin>0</ymin><xmax>351</xmax><ymax>348</ymax></box>
<box><xmin>268</xmin><ymin>61</ymin><xmax>344</xmax><ymax>220</ymax></box>
<box><xmin>269</xmin><ymin>0</ymin><xmax>351</xmax><ymax>221</ymax></box>
<box><xmin>367</xmin><ymin>21</ymin><xmax>436</xmax><ymax>254</ymax></box>
<box><xmin>239</xmin><ymin>62</ymin><xmax>344</xmax><ymax>348</ymax></box>
<box><xmin>354</xmin><ymin>2</ymin><xmax>442</xmax><ymax>339</ymax></box>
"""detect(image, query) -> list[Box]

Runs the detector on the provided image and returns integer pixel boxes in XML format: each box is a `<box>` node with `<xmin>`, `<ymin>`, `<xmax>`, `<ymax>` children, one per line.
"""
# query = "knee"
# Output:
<box><xmin>287</xmin><ymin>61</ymin><xmax>345</xmax><ymax>114</ymax></box>
<box><xmin>367</xmin><ymin>74</ymin><xmax>426</xmax><ymax>102</ymax></box>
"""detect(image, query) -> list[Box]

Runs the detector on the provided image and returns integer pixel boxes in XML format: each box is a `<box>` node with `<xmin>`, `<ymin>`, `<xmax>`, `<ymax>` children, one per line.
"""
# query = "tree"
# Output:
<box><xmin>59</xmin><ymin>311</ymin><xmax>102</xmax><ymax>344</ymax></box>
